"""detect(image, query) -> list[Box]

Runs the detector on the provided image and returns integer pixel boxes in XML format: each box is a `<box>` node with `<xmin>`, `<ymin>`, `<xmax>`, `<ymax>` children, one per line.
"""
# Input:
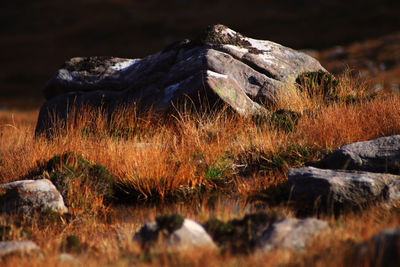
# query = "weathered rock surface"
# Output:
<box><xmin>386</xmin><ymin>179</ymin><xmax>400</xmax><ymax>203</ymax></box>
<box><xmin>288</xmin><ymin>167</ymin><xmax>400</xmax><ymax>207</ymax></box>
<box><xmin>134</xmin><ymin>216</ymin><xmax>216</xmax><ymax>250</ymax></box>
<box><xmin>354</xmin><ymin>227</ymin><xmax>400</xmax><ymax>267</ymax></box>
<box><xmin>0</xmin><ymin>241</ymin><xmax>41</xmax><ymax>258</ymax></box>
<box><xmin>0</xmin><ymin>179</ymin><xmax>68</xmax><ymax>215</ymax></box>
<box><xmin>259</xmin><ymin>218</ymin><xmax>328</xmax><ymax>252</ymax></box>
<box><xmin>314</xmin><ymin>135</ymin><xmax>400</xmax><ymax>174</ymax></box>
<box><xmin>35</xmin><ymin>24</ymin><xmax>326</xmax><ymax>136</ymax></box>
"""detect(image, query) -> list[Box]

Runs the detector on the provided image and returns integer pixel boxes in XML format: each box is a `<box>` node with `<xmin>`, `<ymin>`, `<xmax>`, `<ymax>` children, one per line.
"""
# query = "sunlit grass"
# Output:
<box><xmin>1</xmin><ymin>71</ymin><xmax>400</xmax><ymax>265</ymax></box>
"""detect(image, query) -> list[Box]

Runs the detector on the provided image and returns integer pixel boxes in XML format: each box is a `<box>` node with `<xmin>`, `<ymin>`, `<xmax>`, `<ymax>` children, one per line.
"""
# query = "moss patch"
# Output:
<box><xmin>199</xmin><ymin>24</ymin><xmax>263</xmax><ymax>54</ymax></box>
<box><xmin>204</xmin><ymin>212</ymin><xmax>283</xmax><ymax>253</ymax></box>
<box><xmin>63</xmin><ymin>56</ymin><xmax>113</xmax><ymax>73</ymax></box>
<box><xmin>156</xmin><ymin>214</ymin><xmax>184</xmax><ymax>234</ymax></box>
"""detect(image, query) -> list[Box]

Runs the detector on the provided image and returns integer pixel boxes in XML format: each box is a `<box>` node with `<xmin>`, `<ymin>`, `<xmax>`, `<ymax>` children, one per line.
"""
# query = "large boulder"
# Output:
<box><xmin>0</xmin><ymin>179</ymin><xmax>68</xmax><ymax>215</ymax></box>
<box><xmin>259</xmin><ymin>218</ymin><xmax>328</xmax><ymax>252</ymax></box>
<box><xmin>288</xmin><ymin>167</ymin><xmax>400</xmax><ymax>208</ymax></box>
<box><xmin>314</xmin><ymin>135</ymin><xmax>400</xmax><ymax>174</ymax></box>
<box><xmin>354</xmin><ymin>227</ymin><xmax>400</xmax><ymax>267</ymax></box>
<box><xmin>134</xmin><ymin>214</ymin><xmax>216</xmax><ymax>250</ymax></box>
<box><xmin>35</xmin><ymin>24</ymin><xmax>326</xmax><ymax>136</ymax></box>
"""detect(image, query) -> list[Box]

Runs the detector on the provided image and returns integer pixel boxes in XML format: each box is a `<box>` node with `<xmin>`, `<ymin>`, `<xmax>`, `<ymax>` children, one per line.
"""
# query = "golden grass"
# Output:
<box><xmin>1</xmin><ymin>72</ymin><xmax>400</xmax><ymax>266</ymax></box>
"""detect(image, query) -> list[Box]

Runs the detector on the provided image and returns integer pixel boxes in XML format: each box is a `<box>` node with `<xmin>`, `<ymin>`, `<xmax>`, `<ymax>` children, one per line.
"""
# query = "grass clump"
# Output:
<box><xmin>252</xmin><ymin>109</ymin><xmax>300</xmax><ymax>132</ymax></box>
<box><xmin>204</xmin><ymin>157</ymin><xmax>232</xmax><ymax>185</ymax></box>
<box><xmin>62</xmin><ymin>234</ymin><xmax>82</xmax><ymax>254</ymax></box>
<box><xmin>28</xmin><ymin>151</ymin><xmax>115</xmax><ymax>215</ymax></box>
<box><xmin>269</xmin><ymin>109</ymin><xmax>300</xmax><ymax>132</ymax></box>
<box><xmin>296</xmin><ymin>71</ymin><xmax>339</xmax><ymax>99</ymax></box>
<box><xmin>238</xmin><ymin>144</ymin><xmax>322</xmax><ymax>176</ymax></box>
<box><xmin>0</xmin><ymin>225</ymin><xmax>32</xmax><ymax>241</ymax></box>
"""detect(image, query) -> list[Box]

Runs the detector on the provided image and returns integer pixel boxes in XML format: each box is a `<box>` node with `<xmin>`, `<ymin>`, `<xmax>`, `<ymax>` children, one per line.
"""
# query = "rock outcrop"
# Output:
<box><xmin>290</xmin><ymin>136</ymin><xmax>400</xmax><ymax>209</ymax></box>
<box><xmin>0</xmin><ymin>179</ymin><xmax>68</xmax><ymax>215</ymax></box>
<box><xmin>35</xmin><ymin>24</ymin><xmax>326</xmax><ymax>136</ymax></box>
<box><xmin>288</xmin><ymin>167</ymin><xmax>399</xmax><ymax>207</ymax></box>
<box><xmin>314</xmin><ymin>135</ymin><xmax>400</xmax><ymax>174</ymax></box>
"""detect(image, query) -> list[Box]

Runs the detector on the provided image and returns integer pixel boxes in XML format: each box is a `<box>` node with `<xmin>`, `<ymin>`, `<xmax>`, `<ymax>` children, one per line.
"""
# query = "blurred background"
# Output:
<box><xmin>1</xmin><ymin>0</ymin><xmax>399</xmax><ymax>109</ymax></box>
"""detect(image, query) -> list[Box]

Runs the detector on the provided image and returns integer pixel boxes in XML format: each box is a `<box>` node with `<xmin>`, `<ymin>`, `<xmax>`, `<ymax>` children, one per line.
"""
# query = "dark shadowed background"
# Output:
<box><xmin>1</xmin><ymin>0</ymin><xmax>399</xmax><ymax>108</ymax></box>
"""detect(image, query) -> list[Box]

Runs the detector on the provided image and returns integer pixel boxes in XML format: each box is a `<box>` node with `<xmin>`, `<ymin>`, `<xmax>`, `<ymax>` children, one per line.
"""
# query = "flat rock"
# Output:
<box><xmin>0</xmin><ymin>241</ymin><xmax>41</xmax><ymax>258</ymax></box>
<box><xmin>134</xmin><ymin>217</ymin><xmax>216</xmax><ymax>250</ymax></box>
<box><xmin>259</xmin><ymin>218</ymin><xmax>328</xmax><ymax>252</ymax></box>
<box><xmin>314</xmin><ymin>135</ymin><xmax>400</xmax><ymax>174</ymax></box>
<box><xmin>35</xmin><ymin>24</ymin><xmax>326</xmax><ymax>136</ymax></box>
<box><xmin>288</xmin><ymin>167</ymin><xmax>400</xmax><ymax>207</ymax></box>
<box><xmin>354</xmin><ymin>227</ymin><xmax>400</xmax><ymax>267</ymax></box>
<box><xmin>0</xmin><ymin>179</ymin><xmax>68</xmax><ymax>215</ymax></box>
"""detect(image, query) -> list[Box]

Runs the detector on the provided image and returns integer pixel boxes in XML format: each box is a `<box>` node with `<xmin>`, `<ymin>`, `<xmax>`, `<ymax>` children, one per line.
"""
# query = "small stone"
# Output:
<box><xmin>58</xmin><ymin>253</ymin><xmax>79</xmax><ymax>264</ymax></box>
<box><xmin>259</xmin><ymin>218</ymin><xmax>328</xmax><ymax>252</ymax></box>
<box><xmin>134</xmin><ymin>216</ymin><xmax>216</xmax><ymax>250</ymax></box>
<box><xmin>0</xmin><ymin>241</ymin><xmax>41</xmax><ymax>258</ymax></box>
<box><xmin>0</xmin><ymin>179</ymin><xmax>68</xmax><ymax>215</ymax></box>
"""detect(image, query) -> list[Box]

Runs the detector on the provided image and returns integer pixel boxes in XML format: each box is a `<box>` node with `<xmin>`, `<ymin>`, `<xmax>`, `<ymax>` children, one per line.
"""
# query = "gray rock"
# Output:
<box><xmin>314</xmin><ymin>135</ymin><xmax>400</xmax><ymax>174</ymax></box>
<box><xmin>354</xmin><ymin>227</ymin><xmax>400</xmax><ymax>267</ymax></box>
<box><xmin>386</xmin><ymin>179</ymin><xmax>400</xmax><ymax>204</ymax></box>
<box><xmin>0</xmin><ymin>179</ymin><xmax>68</xmax><ymax>215</ymax></box>
<box><xmin>259</xmin><ymin>218</ymin><xmax>328</xmax><ymax>252</ymax></box>
<box><xmin>134</xmin><ymin>218</ymin><xmax>216</xmax><ymax>250</ymax></box>
<box><xmin>35</xmin><ymin>24</ymin><xmax>326</xmax><ymax>136</ymax></box>
<box><xmin>288</xmin><ymin>167</ymin><xmax>400</xmax><ymax>207</ymax></box>
<box><xmin>58</xmin><ymin>253</ymin><xmax>79</xmax><ymax>264</ymax></box>
<box><xmin>0</xmin><ymin>241</ymin><xmax>41</xmax><ymax>258</ymax></box>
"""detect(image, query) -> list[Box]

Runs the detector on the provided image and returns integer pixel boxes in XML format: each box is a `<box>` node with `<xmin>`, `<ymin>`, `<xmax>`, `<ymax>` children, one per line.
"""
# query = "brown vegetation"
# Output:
<box><xmin>1</xmin><ymin>72</ymin><xmax>400</xmax><ymax>265</ymax></box>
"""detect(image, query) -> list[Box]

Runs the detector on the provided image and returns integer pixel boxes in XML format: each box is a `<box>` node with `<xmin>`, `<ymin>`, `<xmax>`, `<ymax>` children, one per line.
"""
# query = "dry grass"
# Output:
<box><xmin>1</xmin><ymin>72</ymin><xmax>400</xmax><ymax>265</ymax></box>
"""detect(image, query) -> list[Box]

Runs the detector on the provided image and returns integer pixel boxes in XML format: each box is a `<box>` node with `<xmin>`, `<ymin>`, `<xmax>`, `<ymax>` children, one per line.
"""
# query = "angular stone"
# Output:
<box><xmin>314</xmin><ymin>135</ymin><xmax>400</xmax><ymax>174</ymax></box>
<box><xmin>0</xmin><ymin>241</ymin><xmax>41</xmax><ymax>258</ymax></box>
<box><xmin>354</xmin><ymin>227</ymin><xmax>400</xmax><ymax>267</ymax></box>
<box><xmin>134</xmin><ymin>218</ymin><xmax>216</xmax><ymax>250</ymax></box>
<box><xmin>35</xmin><ymin>24</ymin><xmax>326</xmax><ymax>136</ymax></box>
<box><xmin>288</xmin><ymin>167</ymin><xmax>400</xmax><ymax>207</ymax></box>
<box><xmin>259</xmin><ymin>218</ymin><xmax>328</xmax><ymax>252</ymax></box>
<box><xmin>0</xmin><ymin>179</ymin><xmax>68</xmax><ymax>215</ymax></box>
